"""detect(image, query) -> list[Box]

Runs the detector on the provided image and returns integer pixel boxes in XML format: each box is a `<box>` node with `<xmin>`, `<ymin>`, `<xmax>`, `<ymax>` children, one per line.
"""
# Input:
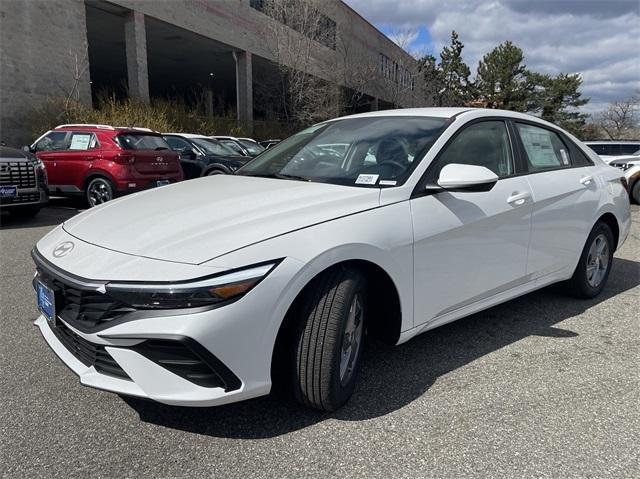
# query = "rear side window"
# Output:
<box><xmin>429</xmin><ymin>121</ymin><xmax>514</xmax><ymax>179</ymax></box>
<box><xmin>164</xmin><ymin>136</ymin><xmax>192</xmax><ymax>152</ymax></box>
<box><xmin>69</xmin><ymin>132</ymin><xmax>98</xmax><ymax>150</ymax></box>
<box><xmin>116</xmin><ymin>134</ymin><xmax>170</xmax><ymax>151</ymax></box>
<box><xmin>620</xmin><ymin>144</ymin><xmax>640</xmax><ymax>155</ymax></box>
<box><xmin>516</xmin><ymin>123</ymin><xmax>570</xmax><ymax>171</ymax></box>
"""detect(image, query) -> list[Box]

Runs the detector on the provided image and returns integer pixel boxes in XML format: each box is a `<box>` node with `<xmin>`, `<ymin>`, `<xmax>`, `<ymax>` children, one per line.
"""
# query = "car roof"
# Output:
<box><xmin>53</xmin><ymin>124</ymin><xmax>157</xmax><ymax>134</ymax></box>
<box><xmin>334</xmin><ymin>107</ymin><xmax>552</xmax><ymax>122</ymax></box>
<box><xmin>212</xmin><ymin>136</ymin><xmax>237</xmax><ymax>140</ymax></box>
<box><xmin>162</xmin><ymin>133</ymin><xmax>213</xmax><ymax>139</ymax></box>
<box><xmin>584</xmin><ymin>140</ymin><xmax>640</xmax><ymax>144</ymax></box>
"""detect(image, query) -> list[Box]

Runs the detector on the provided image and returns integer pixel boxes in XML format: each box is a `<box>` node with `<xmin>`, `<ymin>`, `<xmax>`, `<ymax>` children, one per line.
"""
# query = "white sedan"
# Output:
<box><xmin>32</xmin><ymin>108</ymin><xmax>631</xmax><ymax>411</ymax></box>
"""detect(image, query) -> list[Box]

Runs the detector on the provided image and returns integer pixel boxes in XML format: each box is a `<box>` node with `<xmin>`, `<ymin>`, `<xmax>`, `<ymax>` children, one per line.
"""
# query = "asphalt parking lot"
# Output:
<box><xmin>1</xmin><ymin>200</ymin><xmax>638</xmax><ymax>478</ymax></box>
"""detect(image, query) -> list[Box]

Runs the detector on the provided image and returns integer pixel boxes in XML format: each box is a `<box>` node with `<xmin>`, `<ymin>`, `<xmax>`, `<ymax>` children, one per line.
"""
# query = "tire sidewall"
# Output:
<box><xmin>573</xmin><ymin>222</ymin><xmax>614</xmax><ymax>297</ymax></box>
<box><xmin>327</xmin><ymin>273</ymin><xmax>367</xmax><ymax>407</ymax></box>
<box><xmin>86</xmin><ymin>177</ymin><xmax>114</xmax><ymax>207</ymax></box>
<box><xmin>632</xmin><ymin>181</ymin><xmax>640</xmax><ymax>205</ymax></box>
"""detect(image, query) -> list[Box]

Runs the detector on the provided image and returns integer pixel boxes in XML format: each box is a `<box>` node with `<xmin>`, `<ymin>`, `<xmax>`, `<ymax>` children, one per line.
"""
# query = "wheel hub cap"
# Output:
<box><xmin>586</xmin><ymin>233</ymin><xmax>609</xmax><ymax>288</ymax></box>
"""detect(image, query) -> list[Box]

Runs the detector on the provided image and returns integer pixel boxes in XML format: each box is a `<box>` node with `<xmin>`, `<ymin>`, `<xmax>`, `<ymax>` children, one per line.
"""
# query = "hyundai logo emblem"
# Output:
<box><xmin>53</xmin><ymin>241</ymin><xmax>75</xmax><ymax>258</ymax></box>
<box><xmin>156</xmin><ymin>156</ymin><xmax>163</xmax><ymax>162</ymax></box>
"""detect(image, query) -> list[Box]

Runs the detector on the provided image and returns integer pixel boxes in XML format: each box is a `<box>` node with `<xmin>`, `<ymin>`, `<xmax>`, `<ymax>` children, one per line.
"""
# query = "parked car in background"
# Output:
<box><xmin>32</xmin><ymin>108</ymin><xmax>630</xmax><ymax>412</ymax></box>
<box><xmin>0</xmin><ymin>146</ymin><xmax>48</xmax><ymax>217</ymax></box>
<box><xmin>259</xmin><ymin>139</ymin><xmax>281</xmax><ymax>150</ymax></box>
<box><xmin>212</xmin><ymin>136</ymin><xmax>265</xmax><ymax>157</ymax></box>
<box><xmin>28</xmin><ymin>125</ymin><xmax>183</xmax><ymax>207</ymax></box>
<box><xmin>162</xmin><ymin>133</ymin><xmax>250</xmax><ymax>178</ymax></box>
<box><xmin>584</xmin><ymin>141</ymin><xmax>640</xmax><ymax>161</ymax></box>
<box><xmin>609</xmin><ymin>156</ymin><xmax>640</xmax><ymax>203</ymax></box>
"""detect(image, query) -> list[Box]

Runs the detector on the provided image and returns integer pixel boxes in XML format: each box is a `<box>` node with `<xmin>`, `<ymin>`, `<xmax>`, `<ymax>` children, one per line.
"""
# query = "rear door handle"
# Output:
<box><xmin>580</xmin><ymin>175</ymin><xmax>594</xmax><ymax>186</ymax></box>
<box><xmin>507</xmin><ymin>191</ymin><xmax>531</xmax><ymax>206</ymax></box>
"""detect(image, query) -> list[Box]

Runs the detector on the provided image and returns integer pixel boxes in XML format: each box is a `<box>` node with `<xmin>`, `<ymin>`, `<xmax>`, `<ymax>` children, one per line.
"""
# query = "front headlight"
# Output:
<box><xmin>105</xmin><ymin>261</ymin><xmax>280</xmax><ymax>309</ymax></box>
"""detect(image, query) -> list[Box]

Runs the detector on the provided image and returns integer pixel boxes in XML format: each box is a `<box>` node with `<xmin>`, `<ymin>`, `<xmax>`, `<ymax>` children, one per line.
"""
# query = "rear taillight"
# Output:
<box><xmin>114</xmin><ymin>153</ymin><xmax>136</xmax><ymax>164</ymax></box>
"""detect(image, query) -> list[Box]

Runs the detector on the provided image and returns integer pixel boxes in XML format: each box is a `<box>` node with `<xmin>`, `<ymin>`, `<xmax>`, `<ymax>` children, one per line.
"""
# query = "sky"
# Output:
<box><xmin>343</xmin><ymin>0</ymin><xmax>640</xmax><ymax>115</ymax></box>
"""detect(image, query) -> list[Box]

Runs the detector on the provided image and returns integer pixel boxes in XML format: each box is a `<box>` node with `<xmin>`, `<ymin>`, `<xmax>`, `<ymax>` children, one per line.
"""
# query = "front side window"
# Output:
<box><xmin>116</xmin><ymin>134</ymin><xmax>170</xmax><ymax>151</ymax></box>
<box><xmin>219</xmin><ymin>140</ymin><xmax>245</xmax><ymax>155</ymax></box>
<box><xmin>427</xmin><ymin>121</ymin><xmax>514</xmax><ymax>181</ymax></box>
<box><xmin>35</xmin><ymin>131</ymin><xmax>69</xmax><ymax>152</ymax></box>
<box><xmin>517</xmin><ymin>123</ymin><xmax>570</xmax><ymax>171</ymax></box>
<box><xmin>238</xmin><ymin>139</ymin><xmax>265</xmax><ymax>156</ymax></box>
<box><xmin>237</xmin><ymin>116</ymin><xmax>448</xmax><ymax>187</ymax></box>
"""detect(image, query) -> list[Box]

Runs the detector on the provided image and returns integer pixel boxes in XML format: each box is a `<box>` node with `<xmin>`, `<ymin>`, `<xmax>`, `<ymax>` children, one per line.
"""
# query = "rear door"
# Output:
<box><xmin>513</xmin><ymin>121</ymin><xmax>601</xmax><ymax>279</ymax></box>
<box><xmin>410</xmin><ymin>119</ymin><xmax>533</xmax><ymax>327</ymax></box>
<box><xmin>115</xmin><ymin>133</ymin><xmax>180</xmax><ymax>176</ymax></box>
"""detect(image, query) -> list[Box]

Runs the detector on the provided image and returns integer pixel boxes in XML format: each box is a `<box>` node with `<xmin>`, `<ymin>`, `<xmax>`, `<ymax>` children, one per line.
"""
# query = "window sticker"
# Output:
<box><xmin>355</xmin><ymin>174</ymin><xmax>379</xmax><ymax>185</ymax></box>
<box><xmin>518</xmin><ymin>126</ymin><xmax>561</xmax><ymax>167</ymax></box>
<box><xmin>560</xmin><ymin>149</ymin><xmax>569</xmax><ymax>165</ymax></box>
<box><xmin>69</xmin><ymin>134</ymin><xmax>92</xmax><ymax>150</ymax></box>
<box><xmin>379</xmin><ymin>180</ymin><xmax>397</xmax><ymax>186</ymax></box>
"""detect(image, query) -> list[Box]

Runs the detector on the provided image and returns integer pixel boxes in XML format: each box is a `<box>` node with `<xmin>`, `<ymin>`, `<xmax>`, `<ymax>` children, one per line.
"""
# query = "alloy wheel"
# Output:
<box><xmin>586</xmin><ymin>233</ymin><xmax>610</xmax><ymax>288</ymax></box>
<box><xmin>88</xmin><ymin>179</ymin><xmax>113</xmax><ymax>207</ymax></box>
<box><xmin>339</xmin><ymin>292</ymin><xmax>364</xmax><ymax>385</ymax></box>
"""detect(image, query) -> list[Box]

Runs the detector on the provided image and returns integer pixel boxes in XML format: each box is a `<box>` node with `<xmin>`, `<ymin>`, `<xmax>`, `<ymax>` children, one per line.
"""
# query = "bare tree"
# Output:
<box><xmin>596</xmin><ymin>96</ymin><xmax>640</xmax><ymax>139</ymax></box>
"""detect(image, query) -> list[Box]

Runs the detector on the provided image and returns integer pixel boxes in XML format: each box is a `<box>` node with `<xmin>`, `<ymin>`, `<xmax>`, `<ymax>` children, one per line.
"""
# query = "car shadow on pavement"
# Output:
<box><xmin>122</xmin><ymin>257</ymin><xmax>639</xmax><ymax>439</ymax></box>
<box><xmin>0</xmin><ymin>198</ymin><xmax>83</xmax><ymax>230</ymax></box>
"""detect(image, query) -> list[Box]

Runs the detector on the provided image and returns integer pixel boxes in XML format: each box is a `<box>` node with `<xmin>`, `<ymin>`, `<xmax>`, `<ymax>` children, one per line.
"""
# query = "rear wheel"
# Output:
<box><xmin>566</xmin><ymin>222</ymin><xmax>614</xmax><ymax>298</ymax></box>
<box><xmin>292</xmin><ymin>266</ymin><xmax>366</xmax><ymax>411</ymax></box>
<box><xmin>631</xmin><ymin>180</ymin><xmax>640</xmax><ymax>204</ymax></box>
<box><xmin>86</xmin><ymin>177</ymin><xmax>114</xmax><ymax>207</ymax></box>
<box><xmin>205</xmin><ymin>168</ymin><xmax>226</xmax><ymax>176</ymax></box>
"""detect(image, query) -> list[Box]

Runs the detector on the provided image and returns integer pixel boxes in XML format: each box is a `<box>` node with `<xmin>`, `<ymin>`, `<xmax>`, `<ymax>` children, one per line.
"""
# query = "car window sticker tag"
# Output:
<box><xmin>560</xmin><ymin>149</ymin><xmax>570</xmax><ymax>165</ymax></box>
<box><xmin>379</xmin><ymin>180</ymin><xmax>397</xmax><ymax>186</ymax></box>
<box><xmin>355</xmin><ymin>174</ymin><xmax>379</xmax><ymax>185</ymax></box>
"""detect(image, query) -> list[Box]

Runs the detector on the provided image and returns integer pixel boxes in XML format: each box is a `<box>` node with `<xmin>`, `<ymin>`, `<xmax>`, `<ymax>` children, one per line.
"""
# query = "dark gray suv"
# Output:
<box><xmin>0</xmin><ymin>147</ymin><xmax>49</xmax><ymax>217</ymax></box>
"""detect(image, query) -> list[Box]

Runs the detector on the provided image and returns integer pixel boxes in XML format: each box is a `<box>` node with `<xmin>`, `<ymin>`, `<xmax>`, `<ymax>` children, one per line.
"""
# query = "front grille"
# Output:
<box><xmin>37</xmin><ymin>269</ymin><xmax>135</xmax><ymax>330</ymax></box>
<box><xmin>50</xmin><ymin>321</ymin><xmax>131</xmax><ymax>380</ymax></box>
<box><xmin>0</xmin><ymin>192</ymin><xmax>40</xmax><ymax>205</ymax></box>
<box><xmin>0</xmin><ymin>161</ymin><xmax>36</xmax><ymax>188</ymax></box>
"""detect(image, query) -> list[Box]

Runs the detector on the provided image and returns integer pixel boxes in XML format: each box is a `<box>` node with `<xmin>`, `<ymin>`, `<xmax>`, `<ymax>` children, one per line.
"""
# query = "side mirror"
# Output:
<box><xmin>435</xmin><ymin>163</ymin><xmax>499</xmax><ymax>192</ymax></box>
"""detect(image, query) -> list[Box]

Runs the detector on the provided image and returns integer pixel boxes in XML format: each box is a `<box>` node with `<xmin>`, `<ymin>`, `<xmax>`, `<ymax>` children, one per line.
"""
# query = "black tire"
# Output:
<box><xmin>566</xmin><ymin>221</ymin><xmax>614</xmax><ymax>298</ymax></box>
<box><xmin>204</xmin><ymin>168</ymin><xmax>226</xmax><ymax>176</ymax></box>
<box><xmin>631</xmin><ymin>180</ymin><xmax>640</xmax><ymax>205</ymax></box>
<box><xmin>10</xmin><ymin>205</ymin><xmax>40</xmax><ymax>218</ymax></box>
<box><xmin>293</xmin><ymin>266</ymin><xmax>366</xmax><ymax>411</ymax></box>
<box><xmin>85</xmin><ymin>177</ymin><xmax>114</xmax><ymax>207</ymax></box>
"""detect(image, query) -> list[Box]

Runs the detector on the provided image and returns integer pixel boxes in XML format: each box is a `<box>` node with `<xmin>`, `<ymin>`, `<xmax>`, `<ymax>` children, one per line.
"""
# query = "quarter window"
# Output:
<box><xmin>517</xmin><ymin>123</ymin><xmax>570</xmax><ymax>171</ymax></box>
<box><xmin>429</xmin><ymin>121</ymin><xmax>514</xmax><ymax>180</ymax></box>
<box><xmin>164</xmin><ymin>137</ymin><xmax>192</xmax><ymax>152</ymax></box>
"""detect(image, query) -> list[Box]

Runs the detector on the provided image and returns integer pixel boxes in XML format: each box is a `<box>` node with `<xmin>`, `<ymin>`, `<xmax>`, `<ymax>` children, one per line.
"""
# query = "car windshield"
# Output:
<box><xmin>192</xmin><ymin>138</ymin><xmax>237</xmax><ymax>156</ymax></box>
<box><xmin>238</xmin><ymin>139</ymin><xmax>265</xmax><ymax>155</ymax></box>
<box><xmin>116</xmin><ymin>134</ymin><xmax>170</xmax><ymax>151</ymax></box>
<box><xmin>236</xmin><ymin>116</ymin><xmax>448</xmax><ymax>187</ymax></box>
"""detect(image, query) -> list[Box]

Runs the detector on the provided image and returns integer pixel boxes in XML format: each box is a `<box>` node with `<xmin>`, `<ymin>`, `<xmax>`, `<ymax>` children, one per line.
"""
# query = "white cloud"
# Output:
<box><xmin>344</xmin><ymin>0</ymin><xmax>640</xmax><ymax>115</ymax></box>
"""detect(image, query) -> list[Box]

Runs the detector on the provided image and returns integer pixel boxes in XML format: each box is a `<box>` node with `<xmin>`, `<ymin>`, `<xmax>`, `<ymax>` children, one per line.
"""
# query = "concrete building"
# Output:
<box><xmin>0</xmin><ymin>0</ymin><xmax>423</xmax><ymax>146</ymax></box>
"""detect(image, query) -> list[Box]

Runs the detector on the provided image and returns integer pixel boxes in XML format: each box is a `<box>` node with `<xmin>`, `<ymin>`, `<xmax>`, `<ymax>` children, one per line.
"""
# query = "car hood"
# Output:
<box><xmin>62</xmin><ymin>175</ymin><xmax>380</xmax><ymax>265</ymax></box>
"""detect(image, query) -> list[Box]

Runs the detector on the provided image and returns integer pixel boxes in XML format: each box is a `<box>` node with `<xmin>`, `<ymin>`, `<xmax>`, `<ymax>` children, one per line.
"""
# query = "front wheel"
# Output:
<box><xmin>566</xmin><ymin>221</ymin><xmax>614</xmax><ymax>298</ymax></box>
<box><xmin>86</xmin><ymin>177</ymin><xmax>114</xmax><ymax>207</ymax></box>
<box><xmin>293</xmin><ymin>266</ymin><xmax>366</xmax><ymax>411</ymax></box>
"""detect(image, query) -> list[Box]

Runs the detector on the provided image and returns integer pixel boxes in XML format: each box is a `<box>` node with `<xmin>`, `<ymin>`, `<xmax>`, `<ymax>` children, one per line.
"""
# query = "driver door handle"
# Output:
<box><xmin>580</xmin><ymin>175</ymin><xmax>594</xmax><ymax>186</ymax></box>
<box><xmin>507</xmin><ymin>191</ymin><xmax>531</xmax><ymax>206</ymax></box>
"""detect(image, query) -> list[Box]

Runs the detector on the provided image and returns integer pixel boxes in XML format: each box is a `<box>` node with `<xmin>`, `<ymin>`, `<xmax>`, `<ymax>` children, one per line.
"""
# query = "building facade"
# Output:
<box><xmin>0</xmin><ymin>0</ymin><xmax>423</xmax><ymax>146</ymax></box>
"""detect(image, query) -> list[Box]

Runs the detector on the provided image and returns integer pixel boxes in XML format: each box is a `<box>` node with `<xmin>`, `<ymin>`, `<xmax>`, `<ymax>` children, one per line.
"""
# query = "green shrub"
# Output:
<box><xmin>26</xmin><ymin>95</ymin><xmax>291</xmax><ymax>140</ymax></box>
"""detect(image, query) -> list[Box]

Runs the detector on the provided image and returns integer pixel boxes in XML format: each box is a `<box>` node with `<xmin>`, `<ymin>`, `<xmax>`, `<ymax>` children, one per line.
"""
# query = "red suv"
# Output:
<box><xmin>29</xmin><ymin>124</ymin><xmax>184</xmax><ymax>206</ymax></box>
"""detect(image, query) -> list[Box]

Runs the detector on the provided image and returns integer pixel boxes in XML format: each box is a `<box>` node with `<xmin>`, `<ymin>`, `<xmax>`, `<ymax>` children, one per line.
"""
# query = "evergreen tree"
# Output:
<box><xmin>475</xmin><ymin>41</ymin><xmax>530</xmax><ymax>111</ymax></box>
<box><xmin>438</xmin><ymin>31</ymin><xmax>473</xmax><ymax>106</ymax></box>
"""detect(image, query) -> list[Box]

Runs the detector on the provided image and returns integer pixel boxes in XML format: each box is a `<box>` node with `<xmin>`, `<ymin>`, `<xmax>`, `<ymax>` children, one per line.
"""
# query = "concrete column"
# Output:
<box><xmin>371</xmin><ymin>97</ymin><xmax>379</xmax><ymax>111</ymax></box>
<box><xmin>124</xmin><ymin>11</ymin><xmax>150</xmax><ymax>102</ymax></box>
<box><xmin>234</xmin><ymin>50</ymin><xmax>253</xmax><ymax>135</ymax></box>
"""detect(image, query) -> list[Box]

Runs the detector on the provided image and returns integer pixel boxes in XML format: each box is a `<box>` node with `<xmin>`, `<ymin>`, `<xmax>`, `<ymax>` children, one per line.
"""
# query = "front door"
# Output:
<box><xmin>411</xmin><ymin>120</ymin><xmax>533</xmax><ymax>327</ymax></box>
